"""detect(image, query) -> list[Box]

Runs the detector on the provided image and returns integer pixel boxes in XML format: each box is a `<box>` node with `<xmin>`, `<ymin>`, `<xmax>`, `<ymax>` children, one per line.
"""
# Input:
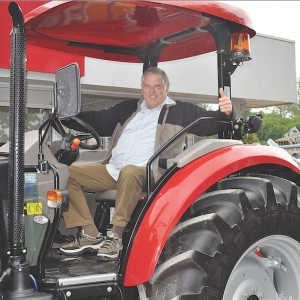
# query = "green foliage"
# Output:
<box><xmin>242</xmin><ymin>78</ymin><xmax>300</xmax><ymax>145</ymax></box>
<box><xmin>0</xmin><ymin>107</ymin><xmax>50</xmax><ymax>144</ymax></box>
<box><xmin>197</xmin><ymin>103</ymin><xmax>213</xmax><ymax>110</ymax></box>
<box><xmin>257</xmin><ymin>113</ymin><xmax>293</xmax><ymax>144</ymax></box>
<box><xmin>242</xmin><ymin>132</ymin><xmax>260</xmax><ymax>144</ymax></box>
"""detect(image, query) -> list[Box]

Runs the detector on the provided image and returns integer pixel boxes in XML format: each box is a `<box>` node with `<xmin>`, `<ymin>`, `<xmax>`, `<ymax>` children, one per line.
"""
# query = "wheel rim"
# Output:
<box><xmin>223</xmin><ymin>235</ymin><xmax>300</xmax><ymax>300</ymax></box>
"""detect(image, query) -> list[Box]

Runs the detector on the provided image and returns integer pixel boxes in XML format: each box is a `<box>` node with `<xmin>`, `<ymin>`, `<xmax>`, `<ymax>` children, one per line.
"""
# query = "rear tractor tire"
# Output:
<box><xmin>145</xmin><ymin>174</ymin><xmax>300</xmax><ymax>300</ymax></box>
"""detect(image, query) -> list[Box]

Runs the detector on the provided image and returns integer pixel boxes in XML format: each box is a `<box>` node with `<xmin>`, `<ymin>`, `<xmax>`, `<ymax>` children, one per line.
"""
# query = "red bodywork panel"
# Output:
<box><xmin>0</xmin><ymin>1</ymin><xmax>84</xmax><ymax>74</ymax></box>
<box><xmin>24</xmin><ymin>1</ymin><xmax>255</xmax><ymax>62</ymax></box>
<box><xmin>124</xmin><ymin>144</ymin><xmax>300</xmax><ymax>286</ymax></box>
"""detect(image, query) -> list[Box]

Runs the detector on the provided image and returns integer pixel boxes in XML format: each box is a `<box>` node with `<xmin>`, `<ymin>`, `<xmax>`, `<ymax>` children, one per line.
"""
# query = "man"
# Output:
<box><xmin>60</xmin><ymin>67</ymin><xmax>235</xmax><ymax>260</ymax></box>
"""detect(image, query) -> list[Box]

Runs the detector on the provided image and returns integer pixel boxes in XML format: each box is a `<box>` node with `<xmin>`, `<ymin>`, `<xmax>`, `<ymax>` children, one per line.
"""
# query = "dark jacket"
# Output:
<box><xmin>63</xmin><ymin>97</ymin><xmax>236</xmax><ymax>181</ymax></box>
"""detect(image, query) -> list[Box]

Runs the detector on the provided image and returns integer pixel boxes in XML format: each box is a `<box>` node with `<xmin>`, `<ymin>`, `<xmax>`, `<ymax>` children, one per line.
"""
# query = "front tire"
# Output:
<box><xmin>145</xmin><ymin>174</ymin><xmax>300</xmax><ymax>299</ymax></box>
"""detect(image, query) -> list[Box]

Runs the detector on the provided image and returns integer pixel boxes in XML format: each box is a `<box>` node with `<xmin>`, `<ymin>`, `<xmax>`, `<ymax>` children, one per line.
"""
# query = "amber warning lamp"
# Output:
<box><xmin>230</xmin><ymin>32</ymin><xmax>251</xmax><ymax>62</ymax></box>
<box><xmin>47</xmin><ymin>189</ymin><xmax>68</xmax><ymax>208</ymax></box>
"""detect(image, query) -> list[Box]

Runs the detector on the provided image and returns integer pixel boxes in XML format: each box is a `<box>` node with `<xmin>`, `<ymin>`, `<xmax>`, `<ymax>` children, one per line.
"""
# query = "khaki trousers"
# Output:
<box><xmin>63</xmin><ymin>164</ymin><xmax>148</xmax><ymax>229</ymax></box>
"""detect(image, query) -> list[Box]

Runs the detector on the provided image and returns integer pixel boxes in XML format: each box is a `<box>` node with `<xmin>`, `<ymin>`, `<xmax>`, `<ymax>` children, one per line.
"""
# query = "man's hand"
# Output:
<box><xmin>218</xmin><ymin>87</ymin><xmax>233</xmax><ymax>117</ymax></box>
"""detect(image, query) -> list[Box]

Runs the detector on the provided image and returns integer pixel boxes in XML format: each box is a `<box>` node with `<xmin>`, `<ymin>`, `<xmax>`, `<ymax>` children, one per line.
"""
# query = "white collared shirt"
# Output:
<box><xmin>106</xmin><ymin>96</ymin><xmax>175</xmax><ymax>181</ymax></box>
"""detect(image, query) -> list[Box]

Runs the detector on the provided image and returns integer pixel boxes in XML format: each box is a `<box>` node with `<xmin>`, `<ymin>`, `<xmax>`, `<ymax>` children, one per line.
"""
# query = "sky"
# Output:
<box><xmin>221</xmin><ymin>1</ymin><xmax>300</xmax><ymax>78</ymax></box>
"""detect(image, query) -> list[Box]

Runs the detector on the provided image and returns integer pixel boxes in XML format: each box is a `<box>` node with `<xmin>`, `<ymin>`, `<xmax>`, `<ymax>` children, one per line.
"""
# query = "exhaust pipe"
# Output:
<box><xmin>3</xmin><ymin>2</ymin><xmax>52</xmax><ymax>299</ymax></box>
<box><xmin>7</xmin><ymin>1</ymin><xmax>26</xmax><ymax>250</ymax></box>
<box><xmin>9</xmin><ymin>1</ymin><xmax>24</xmax><ymax>30</ymax></box>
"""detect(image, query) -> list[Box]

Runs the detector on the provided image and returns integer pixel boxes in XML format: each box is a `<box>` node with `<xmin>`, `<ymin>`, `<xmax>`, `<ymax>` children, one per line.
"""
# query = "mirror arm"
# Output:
<box><xmin>52</xmin><ymin>117</ymin><xmax>67</xmax><ymax>137</ymax></box>
<box><xmin>37</xmin><ymin>114</ymin><xmax>55</xmax><ymax>173</ymax></box>
<box><xmin>38</xmin><ymin>114</ymin><xmax>55</xmax><ymax>152</ymax></box>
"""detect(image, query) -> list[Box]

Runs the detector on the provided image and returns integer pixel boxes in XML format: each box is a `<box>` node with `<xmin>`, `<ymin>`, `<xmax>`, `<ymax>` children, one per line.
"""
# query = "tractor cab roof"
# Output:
<box><xmin>24</xmin><ymin>1</ymin><xmax>256</xmax><ymax>64</ymax></box>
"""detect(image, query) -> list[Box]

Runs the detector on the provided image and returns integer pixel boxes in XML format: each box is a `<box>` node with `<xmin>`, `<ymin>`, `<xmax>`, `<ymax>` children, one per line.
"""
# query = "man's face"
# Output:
<box><xmin>142</xmin><ymin>73</ymin><xmax>169</xmax><ymax>109</ymax></box>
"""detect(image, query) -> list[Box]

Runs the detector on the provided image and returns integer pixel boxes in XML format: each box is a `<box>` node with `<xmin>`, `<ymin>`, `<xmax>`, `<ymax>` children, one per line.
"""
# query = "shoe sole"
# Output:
<box><xmin>97</xmin><ymin>248</ymin><xmax>122</xmax><ymax>261</ymax></box>
<box><xmin>60</xmin><ymin>241</ymin><xmax>104</xmax><ymax>255</ymax></box>
<box><xmin>97</xmin><ymin>253</ymin><xmax>120</xmax><ymax>261</ymax></box>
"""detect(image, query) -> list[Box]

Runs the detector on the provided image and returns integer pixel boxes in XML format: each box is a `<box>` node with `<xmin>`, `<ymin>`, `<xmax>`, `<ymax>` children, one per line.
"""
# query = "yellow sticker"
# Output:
<box><xmin>24</xmin><ymin>202</ymin><xmax>43</xmax><ymax>215</ymax></box>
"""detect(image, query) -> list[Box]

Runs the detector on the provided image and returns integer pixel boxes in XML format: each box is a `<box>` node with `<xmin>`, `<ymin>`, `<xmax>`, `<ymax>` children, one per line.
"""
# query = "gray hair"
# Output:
<box><xmin>141</xmin><ymin>67</ymin><xmax>170</xmax><ymax>87</ymax></box>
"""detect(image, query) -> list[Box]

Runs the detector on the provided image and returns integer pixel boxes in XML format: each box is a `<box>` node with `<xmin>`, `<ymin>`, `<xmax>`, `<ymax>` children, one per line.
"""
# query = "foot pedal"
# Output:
<box><xmin>54</xmin><ymin>230</ymin><xmax>75</xmax><ymax>244</ymax></box>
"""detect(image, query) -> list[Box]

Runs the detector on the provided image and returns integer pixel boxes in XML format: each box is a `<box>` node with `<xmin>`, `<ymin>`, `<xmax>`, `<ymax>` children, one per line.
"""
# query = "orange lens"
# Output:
<box><xmin>230</xmin><ymin>32</ymin><xmax>250</xmax><ymax>52</ymax></box>
<box><xmin>47</xmin><ymin>190</ymin><xmax>62</xmax><ymax>201</ymax></box>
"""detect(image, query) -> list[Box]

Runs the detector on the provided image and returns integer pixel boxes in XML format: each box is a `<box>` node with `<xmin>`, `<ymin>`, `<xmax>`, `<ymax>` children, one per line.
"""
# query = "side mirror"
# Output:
<box><xmin>54</xmin><ymin>63</ymin><xmax>81</xmax><ymax>119</ymax></box>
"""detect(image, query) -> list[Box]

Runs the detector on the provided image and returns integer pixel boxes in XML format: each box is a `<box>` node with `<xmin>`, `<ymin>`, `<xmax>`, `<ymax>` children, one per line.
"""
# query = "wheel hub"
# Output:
<box><xmin>223</xmin><ymin>235</ymin><xmax>300</xmax><ymax>300</ymax></box>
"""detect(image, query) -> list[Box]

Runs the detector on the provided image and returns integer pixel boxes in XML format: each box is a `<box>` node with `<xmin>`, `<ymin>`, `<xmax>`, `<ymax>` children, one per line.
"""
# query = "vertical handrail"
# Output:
<box><xmin>146</xmin><ymin>117</ymin><xmax>230</xmax><ymax>196</ymax></box>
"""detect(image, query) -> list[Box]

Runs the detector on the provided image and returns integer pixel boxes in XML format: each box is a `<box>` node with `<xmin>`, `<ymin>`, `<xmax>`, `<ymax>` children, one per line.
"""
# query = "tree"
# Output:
<box><xmin>256</xmin><ymin>113</ymin><xmax>291</xmax><ymax>145</ymax></box>
<box><xmin>242</xmin><ymin>132</ymin><xmax>260</xmax><ymax>144</ymax></box>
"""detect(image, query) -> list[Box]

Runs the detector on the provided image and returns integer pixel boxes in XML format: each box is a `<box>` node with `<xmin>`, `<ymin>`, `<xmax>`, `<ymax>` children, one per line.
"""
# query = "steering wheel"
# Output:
<box><xmin>52</xmin><ymin>115</ymin><xmax>101</xmax><ymax>150</ymax></box>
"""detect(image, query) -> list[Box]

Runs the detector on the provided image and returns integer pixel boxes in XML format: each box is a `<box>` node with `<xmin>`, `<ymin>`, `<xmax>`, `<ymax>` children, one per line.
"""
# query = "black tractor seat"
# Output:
<box><xmin>94</xmin><ymin>190</ymin><xmax>146</xmax><ymax>234</ymax></box>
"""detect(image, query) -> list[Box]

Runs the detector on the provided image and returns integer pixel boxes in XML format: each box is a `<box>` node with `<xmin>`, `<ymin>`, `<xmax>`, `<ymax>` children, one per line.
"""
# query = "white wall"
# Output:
<box><xmin>78</xmin><ymin>33</ymin><xmax>299</xmax><ymax>110</ymax></box>
<box><xmin>231</xmin><ymin>34</ymin><xmax>297</xmax><ymax>107</ymax></box>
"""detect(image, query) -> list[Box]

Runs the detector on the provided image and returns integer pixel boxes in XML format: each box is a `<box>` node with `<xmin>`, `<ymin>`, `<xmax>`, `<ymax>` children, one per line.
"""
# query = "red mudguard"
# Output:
<box><xmin>124</xmin><ymin>144</ymin><xmax>300</xmax><ymax>286</ymax></box>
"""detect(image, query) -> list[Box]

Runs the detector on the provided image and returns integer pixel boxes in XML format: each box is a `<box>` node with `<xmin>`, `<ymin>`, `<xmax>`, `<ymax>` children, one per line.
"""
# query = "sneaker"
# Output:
<box><xmin>97</xmin><ymin>231</ymin><xmax>123</xmax><ymax>261</ymax></box>
<box><xmin>60</xmin><ymin>230</ymin><xmax>104</xmax><ymax>255</ymax></box>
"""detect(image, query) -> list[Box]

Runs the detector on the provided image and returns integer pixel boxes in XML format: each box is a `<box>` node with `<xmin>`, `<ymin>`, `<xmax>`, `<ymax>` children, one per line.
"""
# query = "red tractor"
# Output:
<box><xmin>1</xmin><ymin>1</ymin><xmax>300</xmax><ymax>300</ymax></box>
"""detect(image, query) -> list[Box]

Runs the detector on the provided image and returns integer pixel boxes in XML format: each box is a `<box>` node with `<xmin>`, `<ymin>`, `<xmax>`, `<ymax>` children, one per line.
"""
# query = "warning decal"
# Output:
<box><xmin>24</xmin><ymin>202</ymin><xmax>43</xmax><ymax>215</ymax></box>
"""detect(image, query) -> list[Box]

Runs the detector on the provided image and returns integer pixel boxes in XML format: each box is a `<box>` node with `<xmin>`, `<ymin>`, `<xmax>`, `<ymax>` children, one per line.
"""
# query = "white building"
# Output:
<box><xmin>0</xmin><ymin>33</ymin><xmax>297</xmax><ymax>143</ymax></box>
